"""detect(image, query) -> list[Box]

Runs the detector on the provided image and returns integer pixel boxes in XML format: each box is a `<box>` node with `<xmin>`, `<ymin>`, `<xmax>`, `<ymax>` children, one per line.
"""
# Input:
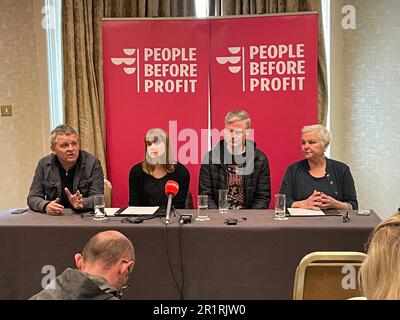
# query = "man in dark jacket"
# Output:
<box><xmin>199</xmin><ymin>110</ymin><xmax>271</xmax><ymax>209</ymax></box>
<box><xmin>30</xmin><ymin>230</ymin><xmax>135</xmax><ymax>300</ymax></box>
<box><xmin>27</xmin><ymin>124</ymin><xmax>104</xmax><ymax>215</ymax></box>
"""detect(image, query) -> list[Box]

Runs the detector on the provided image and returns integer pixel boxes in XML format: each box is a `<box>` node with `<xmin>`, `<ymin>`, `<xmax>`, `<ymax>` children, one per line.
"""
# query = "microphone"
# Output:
<box><xmin>165</xmin><ymin>180</ymin><xmax>179</xmax><ymax>225</ymax></box>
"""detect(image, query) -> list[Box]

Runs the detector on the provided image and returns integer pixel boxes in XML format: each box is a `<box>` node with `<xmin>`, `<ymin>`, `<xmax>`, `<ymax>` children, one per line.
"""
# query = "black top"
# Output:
<box><xmin>129</xmin><ymin>162</ymin><xmax>190</xmax><ymax>211</ymax></box>
<box><xmin>56</xmin><ymin>156</ymin><xmax>79</xmax><ymax>208</ymax></box>
<box><xmin>279</xmin><ymin>158</ymin><xmax>358</xmax><ymax>209</ymax></box>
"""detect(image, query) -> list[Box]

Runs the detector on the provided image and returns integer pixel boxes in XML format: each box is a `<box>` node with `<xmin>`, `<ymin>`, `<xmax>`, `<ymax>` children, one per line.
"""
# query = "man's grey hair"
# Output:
<box><xmin>49</xmin><ymin>124</ymin><xmax>79</xmax><ymax>147</ymax></box>
<box><xmin>224</xmin><ymin>109</ymin><xmax>251</xmax><ymax>129</ymax></box>
<box><xmin>302</xmin><ymin>124</ymin><xmax>332</xmax><ymax>150</ymax></box>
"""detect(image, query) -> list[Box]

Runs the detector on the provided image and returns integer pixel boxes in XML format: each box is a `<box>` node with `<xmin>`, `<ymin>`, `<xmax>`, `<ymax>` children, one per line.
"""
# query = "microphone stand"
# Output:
<box><xmin>165</xmin><ymin>194</ymin><xmax>173</xmax><ymax>225</ymax></box>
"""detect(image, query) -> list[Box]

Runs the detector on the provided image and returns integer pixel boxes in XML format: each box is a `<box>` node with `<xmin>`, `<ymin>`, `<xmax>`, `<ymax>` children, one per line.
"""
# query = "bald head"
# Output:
<box><xmin>82</xmin><ymin>230</ymin><xmax>134</xmax><ymax>269</ymax></box>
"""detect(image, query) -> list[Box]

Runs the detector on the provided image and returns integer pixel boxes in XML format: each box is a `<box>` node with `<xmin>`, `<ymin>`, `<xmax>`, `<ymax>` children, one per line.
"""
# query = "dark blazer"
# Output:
<box><xmin>279</xmin><ymin>158</ymin><xmax>358</xmax><ymax>209</ymax></box>
<box><xmin>199</xmin><ymin>140</ymin><xmax>271</xmax><ymax>209</ymax></box>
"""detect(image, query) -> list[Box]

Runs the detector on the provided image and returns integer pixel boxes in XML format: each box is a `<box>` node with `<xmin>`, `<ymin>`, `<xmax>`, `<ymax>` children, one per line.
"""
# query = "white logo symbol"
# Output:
<box><xmin>111</xmin><ymin>49</ymin><xmax>137</xmax><ymax>75</ymax></box>
<box><xmin>216</xmin><ymin>47</ymin><xmax>242</xmax><ymax>73</ymax></box>
<box><xmin>216</xmin><ymin>47</ymin><xmax>246</xmax><ymax>91</ymax></box>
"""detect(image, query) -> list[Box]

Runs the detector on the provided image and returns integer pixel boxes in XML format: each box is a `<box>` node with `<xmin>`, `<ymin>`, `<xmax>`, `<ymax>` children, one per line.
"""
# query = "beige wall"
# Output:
<box><xmin>0</xmin><ymin>0</ymin><xmax>50</xmax><ymax>211</ymax></box>
<box><xmin>329</xmin><ymin>0</ymin><xmax>345</xmax><ymax>157</ymax></box>
<box><xmin>1</xmin><ymin>0</ymin><xmax>399</xmax><ymax>217</ymax></box>
<box><xmin>330</xmin><ymin>0</ymin><xmax>400</xmax><ymax>218</ymax></box>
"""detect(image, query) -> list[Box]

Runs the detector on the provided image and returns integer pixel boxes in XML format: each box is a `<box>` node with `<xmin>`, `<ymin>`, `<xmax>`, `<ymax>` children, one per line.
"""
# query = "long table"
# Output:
<box><xmin>0</xmin><ymin>209</ymin><xmax>380</xmax><ymax>300</ymax></box>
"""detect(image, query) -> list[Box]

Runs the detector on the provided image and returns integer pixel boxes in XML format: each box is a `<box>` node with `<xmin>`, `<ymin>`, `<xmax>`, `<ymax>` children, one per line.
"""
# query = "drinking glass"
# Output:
<box><xmin>274</xmin><ymin>194</ymin><xmax>287</xmax><ymax>221</ymax></box>
<box><xmin>196</xmin><ymin>195</ymin><xmax>209</xmax><ymax>221</ymax></box>
<box><xmin>218</xmin><ymin>189</ymin><xmax>229</xmax><ymax>214</ymax></box>
<box><xmin>93</xmin><ymin>194</ymin><xmax>107</xmax><ymax>221</ymax></box>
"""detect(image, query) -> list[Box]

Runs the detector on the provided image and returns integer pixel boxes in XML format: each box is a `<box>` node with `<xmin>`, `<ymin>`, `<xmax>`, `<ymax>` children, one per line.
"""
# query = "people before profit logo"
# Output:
<box><xmin>216</xmin><ymin>44</ymin><xmax>307</xmax><ymax>93</ymax></box>
<box><xmin>111</xmin><ymin>48</ymin><xmax>137</xmax><ymax>75</ymax></box>
<box><xmin>111</xmin><ymin>47</ymin><xmax>199</xmax><ymax>93</ymax></box>
<box><xmin>216</xmin><ymin>47</ymin><xmax>243</xmax><ymax>74</ymax></box>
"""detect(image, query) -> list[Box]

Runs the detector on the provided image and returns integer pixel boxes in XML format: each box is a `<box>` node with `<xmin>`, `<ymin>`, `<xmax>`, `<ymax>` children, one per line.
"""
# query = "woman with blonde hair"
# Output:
<box><xmin>129</xmin><ymin>128</ymin><xmax>189</xmax><ymax>210</ymax></box>
<box><xmin>359</xmin><ymin>210</ymin><xmax>400</xmax><ymax>299</ymax></box>
<box><xmin>280</xmin><ymin>124</ymin><xmax>358</xmax><ymax>210</ymax></box>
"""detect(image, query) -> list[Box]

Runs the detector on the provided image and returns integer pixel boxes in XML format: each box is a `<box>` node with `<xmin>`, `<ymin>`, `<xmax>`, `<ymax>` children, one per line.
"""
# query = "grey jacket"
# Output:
<box><xmin>29</xmin><ymin>268</ymin><xmax>121</xmax><ymax>300</ymax></box>
<box><xmin>27</xmin><ymin>150</ymin><xmax>104</xmax><ymax>212</ymax></box>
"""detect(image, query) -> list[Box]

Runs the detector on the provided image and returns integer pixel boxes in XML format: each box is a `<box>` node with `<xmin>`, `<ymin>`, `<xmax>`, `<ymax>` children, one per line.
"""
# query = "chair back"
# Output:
<box><xmin>104</xmin><ymin>179</ymin><xmax>112</xmax><ymax>207</ymax></box>
<box><xmin>293</xmin><ymin>251</ymin><xmax>367</xmax><ymax>300</ymax></box>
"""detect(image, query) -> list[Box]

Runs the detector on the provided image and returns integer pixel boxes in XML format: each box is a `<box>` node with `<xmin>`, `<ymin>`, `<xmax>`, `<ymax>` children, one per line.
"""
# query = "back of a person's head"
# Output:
<box><xmin>359</xmin><ymin>211</ymin><xmax>400</xmax><ymax>299</ymax></box>
<box><xmin>82</xmin><ymin>230</ymin><xmax>134</xmax><ymax>269</ymax></box>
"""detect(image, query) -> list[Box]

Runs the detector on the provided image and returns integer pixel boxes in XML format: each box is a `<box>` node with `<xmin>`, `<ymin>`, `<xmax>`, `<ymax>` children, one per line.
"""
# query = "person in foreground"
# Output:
<box><xmin>280</xmin><ymin>124</ymin><xmax>358</xmax><ymax>210</ymax></box>
<box><xmin>129</xmin><ymin>128</ymin><xmax>189</xmax><ymax>210</ymax></box>
<box><xmin>30</xmin><ymin>230</ymin><xmax>135</xmax><ymax>300</ymax></box>
<box><xmin>199</xmin><ymin>109</ymin><xmax>271</xmax><ymax>209</ymax></box>
<box><xmin>359</xmin><ymin>210</ymin><xmax>400</xmax><ymax>300</ymax></box>
<box><xmin>27</xmin><ymin>124</ymin><xmax>104</xmax><ymax>215</ymax></box>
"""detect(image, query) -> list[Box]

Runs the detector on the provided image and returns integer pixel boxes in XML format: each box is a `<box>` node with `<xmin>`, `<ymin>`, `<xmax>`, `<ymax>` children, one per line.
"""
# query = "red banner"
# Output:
<box><xmin>103</xmin><ymin>19</ymin><xmax>209</xmax><ymax>206</ymax></box>
<box><xmin>210</xmin><ymin>14</ymin><xmax>318</xmax><ymax>205</ymax></box>
<box><xmin>103</xmin><ymin>14</ymin><xmax>318</xmax><ymax>207</ymax></box>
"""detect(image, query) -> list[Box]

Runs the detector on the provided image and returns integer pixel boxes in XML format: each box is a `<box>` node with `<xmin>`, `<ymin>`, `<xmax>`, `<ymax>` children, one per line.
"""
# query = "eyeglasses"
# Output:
<box><xmin>120</xmin><ymin>272</ymin><xmax>131</xmax><ymax>290</ymax></box>
<box><xmin>342</xmin><ymin>211</ymin><xmax>350</xmax><ymax>223</ymax></box>
<box><xmin>120</xmin><ymin>259</ymin><xmax>134</xmax><ymax>290</ymax></box>
<box><xmin>121</xmin><ymin>217</ymin><xmax>133</xmax><ymax>223</ymax></box>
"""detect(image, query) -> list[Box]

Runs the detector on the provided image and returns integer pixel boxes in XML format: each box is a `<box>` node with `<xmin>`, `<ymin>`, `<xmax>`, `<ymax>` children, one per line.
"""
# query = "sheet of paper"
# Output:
<box><xmin>104</xmin><ymin>208</ymin><xmax>122</xmax><ymax>216</ymax></box>
<box><xmin>287</xmin><ymin>208</ymin><xmax>325</xmax><ymax>217</ymax></box>
<box><xmin>105</xmin><ymin>206</ymin><xmax>159</xmax><ymax>216</ymax></box>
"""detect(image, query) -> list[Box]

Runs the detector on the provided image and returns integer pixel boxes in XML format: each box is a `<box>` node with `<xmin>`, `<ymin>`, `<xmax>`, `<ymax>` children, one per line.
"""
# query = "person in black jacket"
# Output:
<box><xmin>129</xmin><ymin>128</ymin><xmax>189</xmax><ymax>210</ymax></box>
<box><xmin>30</xmin><ymin>230</ymin><xmax>135</xmax><ymax>300</ymax></box>
<box><xmin>199</xmin><ymin>109</ymin><xmax>271</xmax><ymax>209</ymax></box>
<box><xmin>27</xmin><ymin>124</ymin><xmax>104</xmax><ymax>215</ymax></box>
<box><xmin>280</xmin><ymin>124</ymin><xmax>358</xmax><ymax>210</ymax></box>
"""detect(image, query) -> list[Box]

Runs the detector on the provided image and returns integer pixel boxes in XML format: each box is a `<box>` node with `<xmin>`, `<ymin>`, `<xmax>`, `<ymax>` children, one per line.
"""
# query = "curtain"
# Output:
<box><xmin>62</xmin><ymin>0</ymin><xmax>196</xmax><ymax>177</ymax></box>
<box><xmin>208</xmin><ymin>0</ymin><xmax>328</xmax><ymax>125</ymax></box>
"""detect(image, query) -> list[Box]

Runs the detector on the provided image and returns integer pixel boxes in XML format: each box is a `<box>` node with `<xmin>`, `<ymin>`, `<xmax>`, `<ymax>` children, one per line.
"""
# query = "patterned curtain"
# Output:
<box><xmin>62</xmin><ymin>0</ymin><xmax>196</xmax><ymax>177</ymax></box>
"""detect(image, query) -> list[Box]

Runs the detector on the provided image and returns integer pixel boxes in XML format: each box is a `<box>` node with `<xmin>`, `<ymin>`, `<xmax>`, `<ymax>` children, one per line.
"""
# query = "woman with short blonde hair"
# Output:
<box><xmin>359</xmin><ymin>211</ymin><xmax>400</xmax><ymax>299</ymax></box>
<box><xmin>280</xmin><ymin>124</ymin><xmax>358</xmax><ymax>210</ymax></box>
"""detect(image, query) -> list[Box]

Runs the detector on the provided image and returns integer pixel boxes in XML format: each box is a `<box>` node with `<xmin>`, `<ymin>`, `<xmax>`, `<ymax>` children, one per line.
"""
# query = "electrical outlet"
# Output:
<box><xmin>1</xmin><ymin>105</ymin><xmax>12</xmax><ymax>116</ymax></box>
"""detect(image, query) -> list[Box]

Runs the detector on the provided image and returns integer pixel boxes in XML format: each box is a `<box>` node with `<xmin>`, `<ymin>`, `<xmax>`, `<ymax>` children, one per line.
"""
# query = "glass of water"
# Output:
<box><xmin>196</xmin><ymin>195</ymin><xmax>210</xmax><ymax>221</ymax></box>
<box><xmin>93</xmin><ymin>194</ymin><xmax>107</xmax><ymax>221</ymax></box>
<box><xmin>274</xmin><ymin>193</ymin><xmax>287</xmax><ymax>221</ymax></box>
<box><xmin>218</xmin><ymin>189</ymin><xmax>229</xmax><ymax>214</ymax></box>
